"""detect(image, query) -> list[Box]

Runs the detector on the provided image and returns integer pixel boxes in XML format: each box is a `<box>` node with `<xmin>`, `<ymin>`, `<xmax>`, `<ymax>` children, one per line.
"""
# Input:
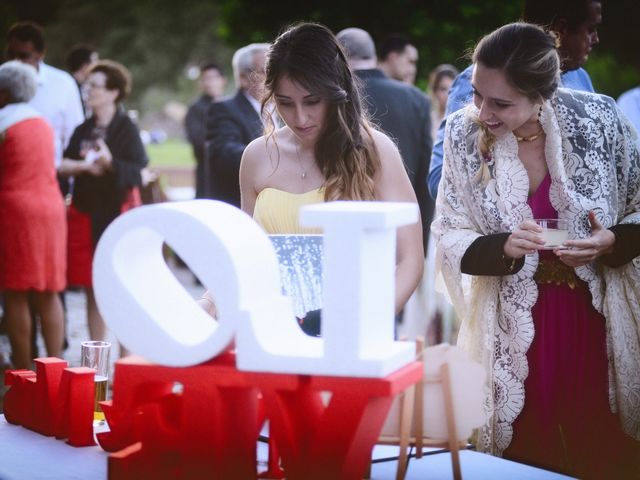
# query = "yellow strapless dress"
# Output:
<box><xmin>253</xmin><ymin>187</ymin><xmax>324</xmax><ymax>234</ymax></box>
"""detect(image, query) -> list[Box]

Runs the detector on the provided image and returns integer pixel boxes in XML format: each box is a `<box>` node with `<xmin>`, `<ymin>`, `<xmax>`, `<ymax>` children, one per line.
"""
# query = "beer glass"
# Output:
<box><xmin>80</xmin><ymin>341</ymin><xmax>111</xmax><ymax>421</ymax></box>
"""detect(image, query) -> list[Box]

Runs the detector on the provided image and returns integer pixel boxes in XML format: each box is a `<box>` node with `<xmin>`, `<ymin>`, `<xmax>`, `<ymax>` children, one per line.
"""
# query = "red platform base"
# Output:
<box><xmin>3</xmin><ymin>353</ymin><xmax>422</xmax><ymax>479</ymax></box>
<box><xmin>100</xmin><ymin>353</ymin><xmax>422</xmax><ymax>479</ymax></box>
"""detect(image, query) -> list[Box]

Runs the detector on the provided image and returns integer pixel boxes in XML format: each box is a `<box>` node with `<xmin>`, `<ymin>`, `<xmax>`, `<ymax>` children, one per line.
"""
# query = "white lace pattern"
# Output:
<box><xmin>432</xmin><ymin>88</ymin><xmax>640</xmax><ymax>455</ymax></box>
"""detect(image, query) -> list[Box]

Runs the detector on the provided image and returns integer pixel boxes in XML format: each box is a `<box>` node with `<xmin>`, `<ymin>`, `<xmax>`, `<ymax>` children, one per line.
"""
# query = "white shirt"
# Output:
<box><xmin>29</xmin><ymin>62</ymin><xmax>84</xmax><ymax>167</ymax></box>
<box><xmin>617</xmin><ymin>87</ymin><xmax>640</xmax><ymax>148</ymax></box>
<box><xmin>243</xmin><ymin>90</ymin><xmax>280</xmax><ymax>128</ymax></box>
<box><xmin>0</xmin><ymin>103</ymin><xmax>41</xmax><ymax>134</ymax></box>
<box><xmin>243</xmin><ymin>90</ymin><xmax>261</xmax><ymax>115</ymax></box>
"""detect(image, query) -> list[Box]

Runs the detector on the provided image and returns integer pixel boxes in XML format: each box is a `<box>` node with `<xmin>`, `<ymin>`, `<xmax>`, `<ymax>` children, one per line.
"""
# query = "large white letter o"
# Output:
<box><xmin>93</xmin><ymin>200</ymin><xmax>288</xmax><ymax>366</ymax></box>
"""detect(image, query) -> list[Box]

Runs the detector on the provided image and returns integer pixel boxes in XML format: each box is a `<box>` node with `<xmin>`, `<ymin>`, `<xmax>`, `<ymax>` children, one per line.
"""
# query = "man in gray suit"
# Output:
<box><xmin>337</xmin><ymin>28</ymin><xmax>432</xmax><ymax>252</ymax></box>
<box><xmin>205</xmin><ymin>43</ymin><xmax>269</xmax><ymax>208</ymax></box>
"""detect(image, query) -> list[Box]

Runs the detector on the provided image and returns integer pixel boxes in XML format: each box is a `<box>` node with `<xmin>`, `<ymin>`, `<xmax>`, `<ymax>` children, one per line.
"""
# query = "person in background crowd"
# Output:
<box><xmin>58</xmin><ymin>60</ymin><xmax>147</xmax><ymax>345</ymax></box>
<box><xmin>185</xmin><ymin>62</ymin><xmax>226</xmax><ymax>199</ymax></box>
<box><xmin>337</xmin><ymin>27</ymin><xmax>432</xmax><ymax>254</ymax></box>
<box><xmin>428</xmin><ymin>0</ymin><xmax>602</xmax><ymax>198</ymax></box>
<box><xmin>377</xmin><ymin>33</ymin><xmax>419</xmax><ymax>85</ymax></box>
<box><xmin>66</xmin><ymin>43</ymin><xmax>99</xmax><ymax>118</ymax></box>
<box><xmin>5</xmin><ymin>22</ymin><xmax>84</xmax><ymax>358</ymax></box>
<box><xmin>204</xmin><ymin>44</ymin><xmax>269</xmax><ymax>208</ymax></box>
<box><xmin>5</xmin><ymin>21</ymin><xmax>84</xmax><ymax>167</ymax></box>
<box><xmin>432</xmin><ymin>22</ymin><xmax>640</xmax><ymax>478</ymax></box>
<box><xmin>427</xmin><ymin>64</ymin><xmax>458</xmax><ymax>141</ymax></box>
<box><xmin>0</xmin><ymin>61</ymin><xmax>66</xmax><ymax>369</ymax></box>
<box><xmin>617</xmin><ymin>84</ymin><xmax>640</xmax><ymax>147</ymax></box>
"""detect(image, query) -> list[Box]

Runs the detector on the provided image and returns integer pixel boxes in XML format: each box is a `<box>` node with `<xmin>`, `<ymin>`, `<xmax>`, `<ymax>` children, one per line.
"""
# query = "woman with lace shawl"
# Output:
<box><xmin>432</xmin><ymin>23</ymin><xmax>640</xmax><ymax>478</ymax></box>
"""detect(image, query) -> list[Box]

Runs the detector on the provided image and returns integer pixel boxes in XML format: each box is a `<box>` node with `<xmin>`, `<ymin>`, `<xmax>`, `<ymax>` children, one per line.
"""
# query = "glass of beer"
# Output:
<box><xmin>535</xmin><ymin>218</ymin><xmax>568</xmax><ymax>249</ymax></box>
<box><xmin>80</xmin><ymin>341</ymin><xmax>111</xmax><ymax>422</ymax></box>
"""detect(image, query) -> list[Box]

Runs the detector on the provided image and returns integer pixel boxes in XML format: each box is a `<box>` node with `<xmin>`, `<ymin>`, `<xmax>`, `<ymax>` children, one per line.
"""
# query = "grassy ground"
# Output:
<box><xmin>146</xmin><ymin>138</ymin><xmax>195</xmax><ymax>167</ymax></box>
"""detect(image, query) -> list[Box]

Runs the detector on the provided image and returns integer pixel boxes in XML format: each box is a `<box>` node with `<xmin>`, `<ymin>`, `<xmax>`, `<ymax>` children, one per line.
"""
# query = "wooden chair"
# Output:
<box><xmin>376</xmin><ymin>338</ymin><xmax>469</xmax><ymax>480</ymax></box>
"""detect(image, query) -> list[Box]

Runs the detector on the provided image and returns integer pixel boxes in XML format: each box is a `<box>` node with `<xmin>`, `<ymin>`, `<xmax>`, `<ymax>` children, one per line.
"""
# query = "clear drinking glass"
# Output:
<box><xmin>535</xmin><ymin>218</ymin><xmax>568</xmax><ymax>249</ymax></box>
<box><xmin>80</xmin><ymin>341</ymin><xmax>111</xmax><ymax>421</ymax></box>
<box><xmin>79</xmin><ymin>139</ymin><xmax>98</xmax><ymax>159</ymax></box>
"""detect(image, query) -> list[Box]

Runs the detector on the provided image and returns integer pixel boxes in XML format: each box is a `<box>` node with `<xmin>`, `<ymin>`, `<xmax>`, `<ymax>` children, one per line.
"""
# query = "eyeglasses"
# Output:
<box><xmin>86</xmin><ymin>82</ymin><xmax>107</xmax><ymax>90</ymax></box>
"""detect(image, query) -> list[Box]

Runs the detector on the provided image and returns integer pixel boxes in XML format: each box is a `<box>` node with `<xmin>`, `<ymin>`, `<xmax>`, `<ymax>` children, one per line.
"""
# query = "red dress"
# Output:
<box><xmin>66</xmin><ymin>189</ymin><xmax>140</xmax><ymax>287</ymax></box>
<box><xmin>0</xmin><ymin>117</ymin><xmax>66</xmax><ymax>291</ymax></box>
<box><xmin>65</xmin><ymin>111</ymin><xmax>145</xmax><ymax>287</ymax></box>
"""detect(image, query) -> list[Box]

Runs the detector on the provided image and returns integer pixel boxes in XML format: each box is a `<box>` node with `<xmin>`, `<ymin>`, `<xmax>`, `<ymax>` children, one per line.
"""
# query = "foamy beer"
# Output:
<box><xmin>80</xmin><ymin>341</ymin><xmax>111</xmax><ymax>421</ymax></box>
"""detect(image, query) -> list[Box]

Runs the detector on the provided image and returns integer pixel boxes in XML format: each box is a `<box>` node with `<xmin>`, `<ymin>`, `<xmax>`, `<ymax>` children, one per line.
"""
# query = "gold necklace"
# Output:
<box><xmin>514</xmin><ymin>121</ymin><xmax>544</xmax><ymax>142</ymax></box>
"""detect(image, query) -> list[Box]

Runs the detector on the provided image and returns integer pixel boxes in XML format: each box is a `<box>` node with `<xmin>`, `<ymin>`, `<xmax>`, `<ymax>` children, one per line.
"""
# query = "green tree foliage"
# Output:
<box><xmin>215</xmin><ymin>0</ymin><xmax>523</xmax><ymax>89</ymax></box>
<box><xmin>1</xmin><ymin>0</ymin><xmax>638</xmax><ymax>107</ymax></box>
<box><xmin>587</xmin><ymin>0</ymin><xmax>640</xmax><ymax>96</ymax></box>
<box><xmin>213</xmin><ymin>0</ymin><xmax>640</xmax><ymax>97</ymax></box>
<box><xmin>1</xmin><ymin>0</ymin><xmax>233</xmax><ymax>106</ymax></box>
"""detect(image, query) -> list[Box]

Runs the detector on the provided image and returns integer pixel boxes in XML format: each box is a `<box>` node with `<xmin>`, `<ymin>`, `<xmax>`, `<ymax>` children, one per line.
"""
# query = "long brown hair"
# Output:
<box><xmin>262</xmin><ymin>22</ymin><xmax>380</xmax><ymax>200</ymax></box>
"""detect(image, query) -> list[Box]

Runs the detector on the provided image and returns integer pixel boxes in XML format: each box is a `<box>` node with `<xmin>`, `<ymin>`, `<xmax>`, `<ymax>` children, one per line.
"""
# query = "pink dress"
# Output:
<box><xmin>504</xmin><ymin>174</ymin><xmax>639</xmax><ymax>478</ymax></box>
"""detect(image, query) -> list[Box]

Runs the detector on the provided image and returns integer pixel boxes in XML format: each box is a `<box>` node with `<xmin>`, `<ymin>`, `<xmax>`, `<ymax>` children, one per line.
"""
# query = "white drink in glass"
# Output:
<box><xmin>535</xmin><ymin>219</ymin><xmax>568</xmax><ymax>249</ymax></box>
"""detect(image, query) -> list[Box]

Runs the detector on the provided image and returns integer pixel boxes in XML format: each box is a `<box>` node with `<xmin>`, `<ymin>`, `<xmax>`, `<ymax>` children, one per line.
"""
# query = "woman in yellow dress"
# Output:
<box><xmin>238</xmin><ymin>23</ymin><xmax>423</xmax><ymax>335</ymax></box>
<box><xmin>200</xmin><ymin>23</ymin><xmax>423</xmax><ymax>334</ymax></box>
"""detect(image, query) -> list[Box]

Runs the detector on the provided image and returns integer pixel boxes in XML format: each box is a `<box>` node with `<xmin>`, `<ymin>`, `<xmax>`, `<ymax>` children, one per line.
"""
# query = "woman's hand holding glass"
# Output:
<box><xmin>504</xmin><ymin>219</ymin><xmax>546</xmax><ymax>259</ymax></box>
<box><xmin>505</xmin><ymin>211</ymin><xmax>615</xmax><ymax>266</ymax></box>
<box><xmin>83</xmin><ymin>161</ymin><xmax>106</xmax><ymax>176</ymax></box>
<box><xmin>81</xmin><ymin>139</ymin><xmax>113</xmax><ymax>176</ymax></box>
<box><xmin>555</xmin><ymin>211</ymin><xmax>615</xmax><ymax>267</ymax></box>
<box><xmin>93</xmin><ymin>138</ymin><xmax>113</xmax><ymax>171</ymax></box>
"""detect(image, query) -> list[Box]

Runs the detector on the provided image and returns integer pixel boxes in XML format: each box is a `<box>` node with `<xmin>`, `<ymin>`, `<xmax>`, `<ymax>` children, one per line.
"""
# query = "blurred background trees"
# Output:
<box><xmin>1</xmin><ymin>0</ymin><xmax>638</xmax><ymax>145</ymax></box>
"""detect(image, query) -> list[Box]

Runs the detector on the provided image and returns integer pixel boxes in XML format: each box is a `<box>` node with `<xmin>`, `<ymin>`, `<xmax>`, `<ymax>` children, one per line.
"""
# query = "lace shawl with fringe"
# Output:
<box><xmin>431</xmin><ymin>88</ymin><xmax>640</xmax><ymax>455</ymax></box>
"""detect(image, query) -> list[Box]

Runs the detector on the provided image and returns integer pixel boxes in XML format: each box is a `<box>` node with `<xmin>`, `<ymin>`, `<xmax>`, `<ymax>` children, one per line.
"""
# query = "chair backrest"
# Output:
<box><xmin>378</xmin><ymin>340</ymin><xmax>485</xmax><ymax>480</ymax></box>
<box><xmin>420</xmin><ymin>343</ymin><xmax>486</xmax><ymax>441</ymax></box>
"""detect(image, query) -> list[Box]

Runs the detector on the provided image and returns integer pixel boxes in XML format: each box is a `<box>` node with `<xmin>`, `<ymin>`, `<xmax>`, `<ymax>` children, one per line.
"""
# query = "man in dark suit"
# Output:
<box><xmin>205</xmin><ymin>43</ymin><xmax>269</xmax><ymax>207</ymax></box>
<box><xmin>337</xmin><ymin>28</ymin><xmax>433</xmax><ymax>253</ymax></box>
<box><xmin>185</xmin><ymin>62</ymin><xmax>226</xmax><ymax>199</ymax></box>
<box><xmin>65</xmin><ymin>43</ymin><xmax>99</xmax><ymax>118</ymax></box>
<box><xmin>377</xmin><ymin>33</ymin><xmax>419</xmax><ymax>85</ymax></box>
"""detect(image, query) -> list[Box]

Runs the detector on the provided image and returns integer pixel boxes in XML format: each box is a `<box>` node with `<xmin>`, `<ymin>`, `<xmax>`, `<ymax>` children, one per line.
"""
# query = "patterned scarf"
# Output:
<box><xmin>432</xmin><ymin>88</ymin><xmax>640</xmax><ymax>455</ymax></box>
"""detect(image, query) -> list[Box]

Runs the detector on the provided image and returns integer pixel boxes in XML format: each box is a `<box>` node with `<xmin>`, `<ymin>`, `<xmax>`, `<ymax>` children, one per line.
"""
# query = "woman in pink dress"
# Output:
<box><xmin>433</xmin><ymin>23</ymin><xmax>640</xmax><ymax>478</ymax></box>
<box><xmin>0</xmin><ymin>61</ymin><xmax>66</xmax><ymax>369</ymax></box>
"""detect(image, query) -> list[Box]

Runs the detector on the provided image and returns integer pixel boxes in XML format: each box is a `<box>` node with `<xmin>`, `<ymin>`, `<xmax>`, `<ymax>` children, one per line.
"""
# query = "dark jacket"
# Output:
<box><xmin>185</xmin><ymin>94</ymin><xmax>214</xmax><ymax>198</ymax></box>
<box><xmin>205</xmin><ymin>91</ymin><xmax>263</xmax><ymax>207</ymax></box>
<box><xmin>355</xmin><ymin>69</ymin><xmax>433</xmax><ymax>251</ymax></box>
<box><xmin>65</xmin><ymin>108</ymin><xmax>148</xmax><ymax>243</ymax></box>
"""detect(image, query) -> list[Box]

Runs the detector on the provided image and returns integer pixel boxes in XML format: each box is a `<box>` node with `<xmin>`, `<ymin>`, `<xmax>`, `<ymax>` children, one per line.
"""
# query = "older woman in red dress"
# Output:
<box><xmin>0</xmin><ymin>61</ymin><xmax>66</xmax><ymax>369</ymax></box>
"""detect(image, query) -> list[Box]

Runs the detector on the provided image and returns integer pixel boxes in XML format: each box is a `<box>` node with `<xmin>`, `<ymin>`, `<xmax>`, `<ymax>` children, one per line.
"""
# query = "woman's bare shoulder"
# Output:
<box><xmin>369</xmin><ymin>128</ymin><xmax>400</xmax><ymax>155</ymax></box>
<box><xmin>368</xmin><ymin>128</ymin><xmax>402</xmax><ymax>165</ymax></box>
<box><xmin>243</xmin><ymin>135</ymin><xmax>269</xmax><ymax>160</ymax></box>
<box><xmin>245</xmin><ymin>128</ymin><xmax>291</xmax><ymax>160</ymax></box>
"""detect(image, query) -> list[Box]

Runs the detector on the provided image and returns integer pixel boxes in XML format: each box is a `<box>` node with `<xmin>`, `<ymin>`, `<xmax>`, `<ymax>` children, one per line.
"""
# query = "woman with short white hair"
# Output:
<box><xmin>0</xmin><ymin>60</ymin><xmax>66</xmax><ymax>369</ymax></box>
